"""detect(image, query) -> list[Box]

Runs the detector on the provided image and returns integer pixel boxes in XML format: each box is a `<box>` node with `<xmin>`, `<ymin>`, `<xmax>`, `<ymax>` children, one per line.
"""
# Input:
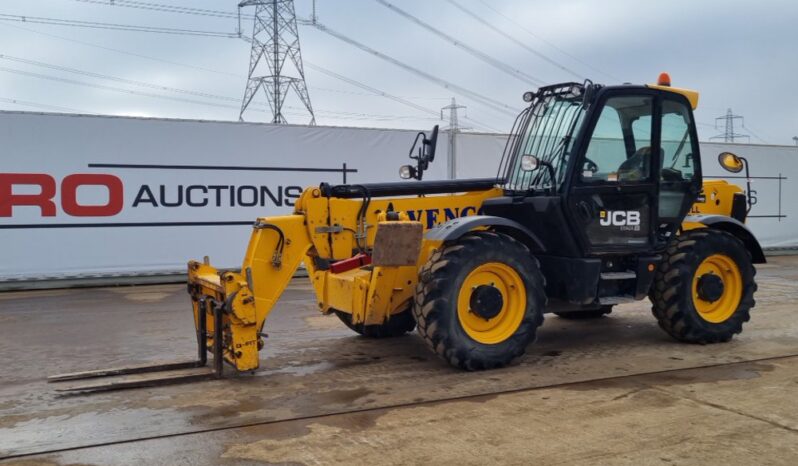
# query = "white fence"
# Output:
<box><xmin>1</xmin><ymin>111</ymin><xmax>795</xmax><ymax>283</ymax></box>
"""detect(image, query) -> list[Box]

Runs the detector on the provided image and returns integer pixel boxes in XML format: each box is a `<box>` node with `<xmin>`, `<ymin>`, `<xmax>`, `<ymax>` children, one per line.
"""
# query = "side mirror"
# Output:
<box><xmin>402</xmin><ymin>125</ymin><xmax>439</xmax><ymax>181</ymax></box>
<box><xmin>520</xmin><ymin>154</ymin><xmax>540</xmax><ymax>171</ymax></box>
<box><xmin>718</xmin><ymin>152</ymin><xmax>744</xmax><ymax>173</ymax></box>
<box><xmin>423</xmin><ymin>125</ymin><xmax>439</xmax><ymax>162</ymax></box>
<box><xmin>718</xmin><ymin>151</ymin><xmax>753</xmax><ymax>214</ymax></box>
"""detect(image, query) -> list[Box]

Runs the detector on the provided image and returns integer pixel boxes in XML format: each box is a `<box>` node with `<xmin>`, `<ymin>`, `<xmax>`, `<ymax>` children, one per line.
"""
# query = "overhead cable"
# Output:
<box><xmin>312</xmin><ymin>21</ymin><xmax>518</xmax><ymax>117</ymax></box>
<box><xmin>0</xmin><ymin>13</ymin><xmax>239</xmax><ymax>37</ymax></box>
<box><xmin>70</xmin><ymin>0</ymin><xmax>254</xmax><ymax>20</ymax></box>
<box><xmin>443</xmin><ymin>0</ymin><xmax>583</xmax><ymax>81</ymax></box>
<box><xmin>0</xmin><ymin>66</ymin><xmax>243</xmax><ymax>109</ymax></box>
<box><xmin>476</xmin><ymin>0</ymin><xmax>620</xmax><ymax>82</ymax></box>
<box><xmin>0</xmin><ymin>96</ymin><xmax>94</xmax><ymax>114</ymax></box>
<box><xmin>375</xmin><ymin>0</ymin><xmax>544</xmax><ymax>87</ymax></box>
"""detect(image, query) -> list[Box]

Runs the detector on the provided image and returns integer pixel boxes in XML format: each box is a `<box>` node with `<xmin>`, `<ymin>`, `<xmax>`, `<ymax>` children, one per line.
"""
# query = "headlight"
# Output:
<box><xmin>399</xmin><ymin>165</ymin><xmax>416</xmax><ymax>179</ymax></box>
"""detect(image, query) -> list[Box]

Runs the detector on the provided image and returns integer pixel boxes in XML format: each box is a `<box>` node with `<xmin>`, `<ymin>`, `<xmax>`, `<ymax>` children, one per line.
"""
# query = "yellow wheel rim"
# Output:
<box><xmin>456</xmin><ymin>262</ymin><xmax>526</xmax><ymax>344</ymax></box>
<box><xmin>692</xmin><ymin>254</ymin><xmax>743</xmax><ymax>323</ymax></box>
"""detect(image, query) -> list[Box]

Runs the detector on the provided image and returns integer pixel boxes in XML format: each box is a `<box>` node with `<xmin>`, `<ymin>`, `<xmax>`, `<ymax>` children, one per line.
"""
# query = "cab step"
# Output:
<box><xmin>598</xmin><ymin>295</ymin><xmax>637</xmax><ymax>305</ymax></box>
<box><xmin>600</xmin><ymin>271</ymin><xmax>636</xmax><ymax>280</ymax></box>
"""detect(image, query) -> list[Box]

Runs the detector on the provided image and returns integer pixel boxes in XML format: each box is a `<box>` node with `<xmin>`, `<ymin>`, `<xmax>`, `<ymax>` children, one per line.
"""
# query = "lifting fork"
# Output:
<box><xmin>48</xmin><ymin>297</ymin><xmax>226</xmax><ymax>394</ymax></box>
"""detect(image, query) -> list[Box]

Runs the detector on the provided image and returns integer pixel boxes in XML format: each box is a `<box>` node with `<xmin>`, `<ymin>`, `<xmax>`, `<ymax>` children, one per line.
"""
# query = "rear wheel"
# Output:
<box><xmin>413</xmin><ymin>231</ymin><xmax>546</xmax><ymax>370</ymax></box>
<box><xmin>650</xmin><ymin>229</ymin><xmax>756</xmax><ymax>343</ymax></box>
<box><xmin>335</xmin><ymin>308</ymin><xmax>416</xmax><ymax>338</ymax></box>
<box><xmin>554</xmin><ymin>306</ymin><xmax>613</xmax><ymax>319</ymax></box>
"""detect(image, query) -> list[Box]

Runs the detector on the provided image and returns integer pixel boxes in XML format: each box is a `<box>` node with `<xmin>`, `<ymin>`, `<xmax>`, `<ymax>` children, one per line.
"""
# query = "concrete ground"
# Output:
<box><xmin>1</xmin><ymin>256</ymin><xmax>797</xmax><ymax>465</ymax></box>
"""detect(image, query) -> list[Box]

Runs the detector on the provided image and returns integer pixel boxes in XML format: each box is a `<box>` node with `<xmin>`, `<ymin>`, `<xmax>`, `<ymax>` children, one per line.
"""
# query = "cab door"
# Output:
<box><xmin>566</xmin><ymin>91</ymin><xmax>660</xmax><ymax>254</ymax></box>
<box><xmin>655</xmin><ymin>96</ymin><xmax>702</xmax><ymax>247</ymax></box>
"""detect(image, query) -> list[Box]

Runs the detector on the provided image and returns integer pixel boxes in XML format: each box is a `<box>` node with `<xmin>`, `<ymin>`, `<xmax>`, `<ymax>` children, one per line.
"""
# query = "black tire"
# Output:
<box><xmin>650</xmin><ymin>229</ymin><xmax>756</xmax><ymax>343</ymax></box>
<box><xmin>413</xmin><ymin>231</ymin><xmax>546</xmax><ymax>370</ymax></box>
<box><xmin>554</xmin><ymin>306</ymin><xmax>613</xmax><ymax>319</ymax></box>
<box><xmin>334</xmin><ymin>307</ymin><xmax>416</xmax><ymax>338</ymax></box>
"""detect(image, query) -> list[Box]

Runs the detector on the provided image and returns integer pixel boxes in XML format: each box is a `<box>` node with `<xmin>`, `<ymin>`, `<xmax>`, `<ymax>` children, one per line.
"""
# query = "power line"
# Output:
<box><xmin>0</xmin><ymin>21</ymin><xmax>243</xmax><ymax>78</ymax></box>
<box><xmin>284</xmin><ymin>107</ymin><xmax>441</xmax><ymax>121</ymax></box>
<box><xmin>308</xmin><ymin>64</ymin><xmax>500</xmax><ymax>132</ymax></box>
<box><xmin>0</xmin><ymin>22</ymin><xmax>472</xmax><ymax>127</ymax></box>
<box><xmin>0</xmin><ymin>54</ymin><xmax>456</xmax><ymax>127</ymax></box>
<box><xmin>0</xmin><ymin>66</ymin><xmax>244</xmax><ymax>110</ymax></box>
<box><xmin>305</xmin><ymin>64</ymin><xmax>498</xmax><ymax>132</ymax></box>
<box><xmin>0</xmin><ymin>96</ymin><xmax>94</xmax><ymax>114</ymax></box>
<box><xmin>312</xmin><ymin>21</ymin><xmax>518</xmax><ymax>117</ymax></box>
<box><xmin>2</xmin><ymin>21</ymin><xmax>462</xmax><ymax>106</ymax></box>
<box><xmin>742</xmin><ymin>123</ymin><xmax>769</xmax><ymax>144</ymax></box>
<box><xmin>0</xmin><ymin>54</ymin><xmax>244</xmax><ymax>104</ymax></box>
<box><xmin>306</xmin><ymin>63</ymin><xmax>439</xmax><ymax>117</ymax></box>
<box><xmin>442</xmin><ymin>0</ymin><xmax>583</xmax><ymax>81</ymax></box>
<box><xmin>0</xmin><ymin>97</ymin><xmax>438</xmax><ymax>123</ymax></box>
<box><xmin>0</xmin><ymin>15</ymin><xmax>504</xmax><ymax>129</ymax></box>
<box><xmin>476</xmin><ymin>0</ymin><xmax>620</xmax><ymax>82</ymax></box>
<box><xmin>69</xmin><ymin>0</ymin><xmax>254</xmax><ymax>20</ymax></box>
<box><xmin>374</xmin><ymin>0</ymin><xmax>544</xmax><ymax>87</ymax></box>
<box><xmin>0</xmin><ymin>13</ymin><xmax>239</xmax><ymax>37</ymax></box>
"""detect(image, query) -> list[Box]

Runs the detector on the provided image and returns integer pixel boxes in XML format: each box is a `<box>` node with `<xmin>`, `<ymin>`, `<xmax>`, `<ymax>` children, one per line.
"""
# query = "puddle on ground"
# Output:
<box><xmin>564</xmin><ymin>362</ymin><xmax>775</xmax><ymax>393</ymax></box>
<box><xmin>257</xmin><ymin>361</ymin><xmax>337</xmax><ymax>377</ymax></box>
<box><xmin>121</xmin><ymin>292</ymin><xmax>170</xmax><ymax>303</ymax></box>
<box><xmin>0</xmin><ymin>290</ymin><xmax>72</xmax><ymax>301</ymax></box>
<box><xmin>303</xmin><ymin>314</ymin><xmax>340</xmax><ymax>330</ymax></box>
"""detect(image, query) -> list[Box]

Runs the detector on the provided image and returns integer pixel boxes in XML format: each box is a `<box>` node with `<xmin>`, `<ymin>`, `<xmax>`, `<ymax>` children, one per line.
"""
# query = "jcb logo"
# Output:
<box><xmin>599</xmin><ymin>210</ymin><xmax>640</xmax><ymax>227</ymax></box>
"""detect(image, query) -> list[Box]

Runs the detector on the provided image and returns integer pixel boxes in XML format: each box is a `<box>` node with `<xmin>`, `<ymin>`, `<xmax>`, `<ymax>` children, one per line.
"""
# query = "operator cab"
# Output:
<box><xmin>484</xmin><ymin>75</ymin><xmax>704</xmax><ymax>307</ymax></box>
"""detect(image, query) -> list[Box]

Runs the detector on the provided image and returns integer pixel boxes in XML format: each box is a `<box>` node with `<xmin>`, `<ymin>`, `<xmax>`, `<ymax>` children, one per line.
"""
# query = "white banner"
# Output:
<box><xmin>699</xmin><ymin>142</ymin><xmax>795</xmax><ymax>248</ymax></box>
<box><xmin>1</xmin><ymin>111</ymin><xmax>796</xmax><ymax>282</ymax></box>
<box><xmin>0</xmin><ymin>112</ymin><xmax>445</xmax><ymax>281</ymax></box>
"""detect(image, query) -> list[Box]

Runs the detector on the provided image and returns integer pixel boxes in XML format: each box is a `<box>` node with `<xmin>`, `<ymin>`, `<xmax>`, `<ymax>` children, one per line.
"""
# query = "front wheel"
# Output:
<box><xmin>413</xmin><ymin>231</ymin><xmax>546</xmax><ymax>370</ymax></box>
<box><xmin>650</xmin><ymin>229</ymin><xmax>756</xmax><ymax>343</ymax></box>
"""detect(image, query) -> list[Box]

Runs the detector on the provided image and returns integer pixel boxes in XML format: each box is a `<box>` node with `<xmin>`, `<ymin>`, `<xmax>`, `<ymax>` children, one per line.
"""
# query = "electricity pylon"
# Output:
<box><xmin>238</xmin><ymin>0</ymin><xmax>315</xmax><ymax>125</ymax></box>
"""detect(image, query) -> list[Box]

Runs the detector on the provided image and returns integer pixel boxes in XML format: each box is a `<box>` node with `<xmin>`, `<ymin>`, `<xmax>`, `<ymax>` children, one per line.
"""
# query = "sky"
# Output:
<box><xmin>0</xmin><ymin>0</ymin><xmax>796</xmax><ymax>144</ymax></box>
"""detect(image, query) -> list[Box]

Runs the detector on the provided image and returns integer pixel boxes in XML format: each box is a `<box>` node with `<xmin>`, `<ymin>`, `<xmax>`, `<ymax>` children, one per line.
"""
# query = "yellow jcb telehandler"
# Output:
<box><xmin>51</xmin><ymin>74</ymin><xmax>764</xmax><ymax>392</ymax></box>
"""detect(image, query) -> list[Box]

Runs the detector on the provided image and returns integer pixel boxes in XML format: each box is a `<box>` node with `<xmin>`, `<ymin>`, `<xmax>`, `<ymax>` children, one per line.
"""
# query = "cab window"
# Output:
<box><xmin>581</xmin><ymin>95</ymin><xmax>654</xmax><ymax>183</ymax></box>
<box><xmin>660</xmin><ymin>99</ymin><xmax>696</xmax><ymax>182</ymax></box>
<box><xmin>659</xmin><ymin>99</ymin><xmax>697</xmax><ymax>218</ymax></box>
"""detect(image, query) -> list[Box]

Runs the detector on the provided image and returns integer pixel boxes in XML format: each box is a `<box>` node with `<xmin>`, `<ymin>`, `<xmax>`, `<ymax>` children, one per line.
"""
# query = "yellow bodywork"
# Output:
<box><xmin>188</xmin><ymin>186</ymin><xmax>502</xmax><ymax>371</ymax></box>
<box><xmin>683</xmin><ymin>180</ymin><xmax>744</xmax><ymax>230</ymax></box>
<box><xmin>187</xmin><ymin>177</ymin><xmax>745</xmax><ymax>372</ymax></box>
<box><xmin>647</xmin><ymin>84</ymin><xmax>700</xmax><ymax>109</ymax></box>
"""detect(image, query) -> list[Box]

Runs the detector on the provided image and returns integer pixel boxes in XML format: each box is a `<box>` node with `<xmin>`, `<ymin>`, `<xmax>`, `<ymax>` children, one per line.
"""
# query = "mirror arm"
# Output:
<box><xmin>740</xmin><ymin>156</ymin><xmax>753</xmax><ymax>212</ymax></box>
<box><xmin>408</xmin><ymin>131</ymin><xmax>425</xmax><ymax>160</ymax></box>
<box><xmin>539</xmin><ymin>160</ymin><xmax>557</xmax><ymax>194</ymax></box>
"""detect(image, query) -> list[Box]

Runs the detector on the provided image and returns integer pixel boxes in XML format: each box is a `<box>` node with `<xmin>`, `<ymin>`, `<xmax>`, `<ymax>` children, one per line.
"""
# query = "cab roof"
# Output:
<box><xmin>646</xmin><ymin>84</ymin><xmax>700</xmax><ymax>110</ymax></box>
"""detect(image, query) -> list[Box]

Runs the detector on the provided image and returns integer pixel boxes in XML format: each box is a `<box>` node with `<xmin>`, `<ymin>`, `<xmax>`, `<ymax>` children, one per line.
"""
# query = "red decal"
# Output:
<box><xmin>61</xmin><ymin>174</ymin><xmax>124</xmax><ymax>217</ymax></box>
<box><xmin>0</xmin><ymin>173</ymin><xmax>57</xmax><ymax>217</ymax></box>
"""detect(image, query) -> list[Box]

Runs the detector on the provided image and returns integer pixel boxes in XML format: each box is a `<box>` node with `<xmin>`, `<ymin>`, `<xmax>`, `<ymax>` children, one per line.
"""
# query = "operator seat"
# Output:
<box><xmin>617</xmin><ymin>146</ymin><xmax>663</xmax><ymax>182</ymax></box>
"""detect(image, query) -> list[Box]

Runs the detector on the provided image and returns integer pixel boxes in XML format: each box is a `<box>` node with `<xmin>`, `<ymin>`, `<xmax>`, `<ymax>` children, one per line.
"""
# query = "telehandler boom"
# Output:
<box><xmin>52</xmin><ymin>74</ymin><xmax>764</xmax><ymax>392</ymax></box>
